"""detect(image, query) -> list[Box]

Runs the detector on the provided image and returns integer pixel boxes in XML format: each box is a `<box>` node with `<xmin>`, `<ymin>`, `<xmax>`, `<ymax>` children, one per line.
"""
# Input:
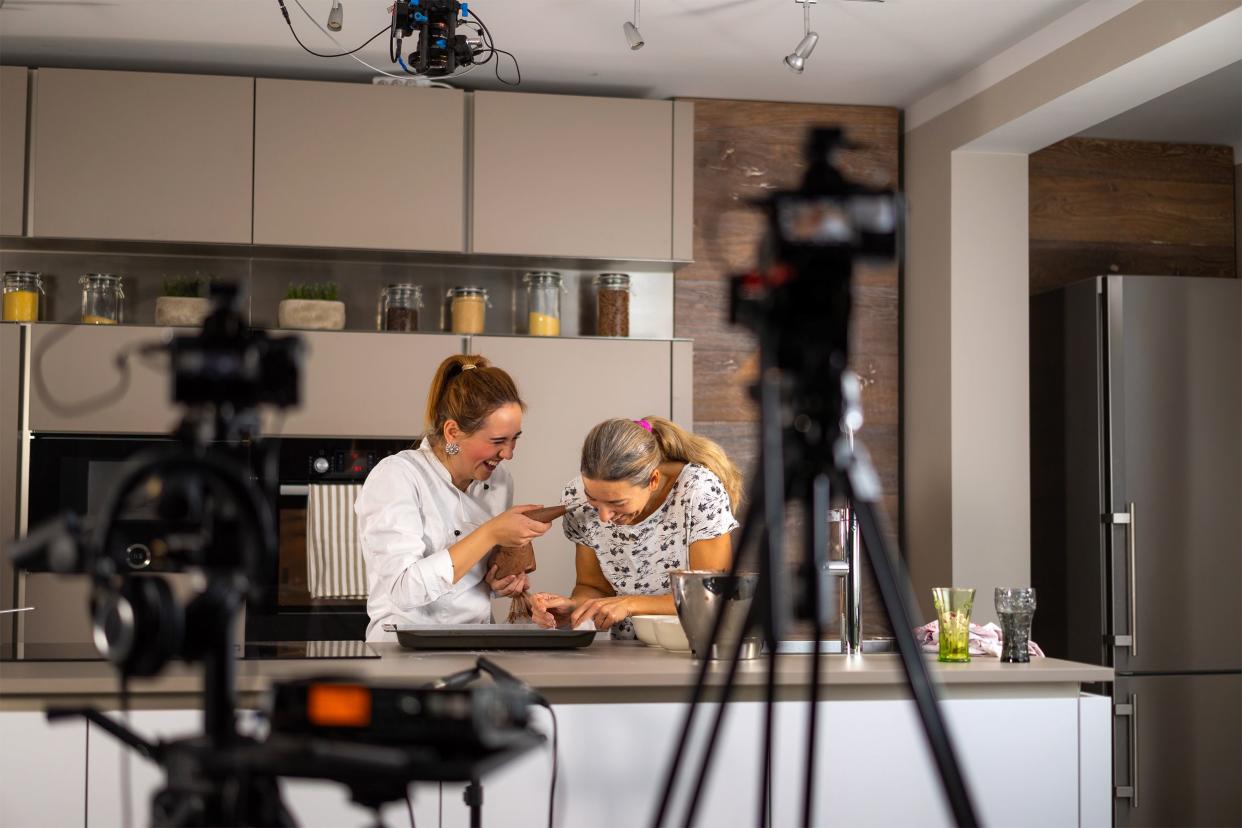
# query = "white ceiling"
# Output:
<box><xmin>0</xmin><ymin>0</ymin><xmax>1089</xmax><ymax>108</ymax></box>
<box><xmin>1078</xmin><ymin>59</ymin><xmax>1242</xmax><ymax>154</ymax></box>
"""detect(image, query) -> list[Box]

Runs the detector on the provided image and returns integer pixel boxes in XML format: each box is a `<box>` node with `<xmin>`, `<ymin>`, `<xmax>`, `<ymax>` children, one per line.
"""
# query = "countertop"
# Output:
<box><xmin>0</xmin><ymin>640</ymin><xmax>1114</xmax><ymax>708</ymax></box>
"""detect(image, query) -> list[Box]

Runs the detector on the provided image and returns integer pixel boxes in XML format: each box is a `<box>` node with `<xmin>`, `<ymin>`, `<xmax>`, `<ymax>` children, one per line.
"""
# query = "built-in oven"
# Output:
<box><xmin>247</xmin><ymin>437</ymin><xmax>408</xmax><ymax>641</ymax></box>
<box><xmin>24</xmin><ymin>434</ymin><xmax>408</xmax><ymax>643</ymax></box>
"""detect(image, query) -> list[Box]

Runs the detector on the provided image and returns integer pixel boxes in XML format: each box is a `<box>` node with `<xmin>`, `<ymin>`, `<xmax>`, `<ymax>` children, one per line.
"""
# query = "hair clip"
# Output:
<box><xmin>634</xmin><ymin>418</ymin><xmax>652</xmax><ymax>432</ymax></box>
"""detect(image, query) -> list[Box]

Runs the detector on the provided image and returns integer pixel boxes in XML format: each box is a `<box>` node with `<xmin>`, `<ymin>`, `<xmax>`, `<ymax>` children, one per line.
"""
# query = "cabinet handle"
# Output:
<box><xmin>1114</xmin><ymin>694</ymin><xmax>1139</xmax><ymax>808</ymax></box>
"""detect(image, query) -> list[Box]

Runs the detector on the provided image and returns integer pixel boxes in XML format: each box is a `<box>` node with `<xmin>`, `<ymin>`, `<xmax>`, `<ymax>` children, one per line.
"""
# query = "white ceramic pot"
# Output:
<box><xmin>154</xmin><ymin>296</ymin><xmax>211</xmax><ymax>328</ymax></box>
<box><xmin>278</xmin><ymin>299</ymin><xmax>346</xmax><ymax>331</ymax></box>
<box><xmin>631</xmin><ymin>614</ymin><xmax>676</xmax><ymax>647</ymax></box>
<box><xmin>654</xmin><ymin>617</ymin><xmax>692</xmax><ymax>652</ymax></box>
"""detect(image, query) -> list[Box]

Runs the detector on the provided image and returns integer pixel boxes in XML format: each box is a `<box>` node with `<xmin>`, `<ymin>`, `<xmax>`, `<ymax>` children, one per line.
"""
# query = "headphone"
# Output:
<box><xmin>88</xmin><ymin>448</ymin><xmax>274</xmax><ymax>678</ymax></box>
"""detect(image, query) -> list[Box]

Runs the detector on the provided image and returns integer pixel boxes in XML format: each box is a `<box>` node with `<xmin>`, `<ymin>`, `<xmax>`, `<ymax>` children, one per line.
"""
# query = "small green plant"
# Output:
<box><xmin>285</xmin><ymin>282</ymin><xmax>340</xmax><ymax>302</ymax></box>
<box><xmin>162</xmin><ymin>274</ymin><xmax>210</xmax><ymax>298</ymax></box>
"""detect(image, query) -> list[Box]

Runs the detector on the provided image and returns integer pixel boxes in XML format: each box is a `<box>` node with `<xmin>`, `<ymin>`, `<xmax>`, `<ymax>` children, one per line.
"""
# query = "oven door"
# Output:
<box><xmin>241</xmin><ymin>481</ymin><xmax>370</xmax><ymax>642</ymax></box>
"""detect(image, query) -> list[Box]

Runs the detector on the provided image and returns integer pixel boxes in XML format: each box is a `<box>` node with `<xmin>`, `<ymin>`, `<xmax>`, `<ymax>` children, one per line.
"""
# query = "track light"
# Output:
<box><xmin>785</xmin><ymin>0</ymin><xmax>818</xmax><ymax>74</ymax></box>
<box><xmin>623</xmin><ymin>0</ymin><xmax>644</xmax><ymax>50</ymax></box>
<box><xmin>327</xmin><ymin>0</ymin><xmax>343</xmax><ymax>31</ymax></box>
<box><xmin>784</xmin><ymin>32</ymin><xmax>818</xmax><ymax>73</ymax></box>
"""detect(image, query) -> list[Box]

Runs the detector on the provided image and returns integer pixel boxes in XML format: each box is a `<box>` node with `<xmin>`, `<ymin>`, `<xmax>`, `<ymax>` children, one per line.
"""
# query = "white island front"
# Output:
<box><xmin>0</xmin><ymin>640</ymin><xmax>1113</xmax><ymax>828</ymax></box>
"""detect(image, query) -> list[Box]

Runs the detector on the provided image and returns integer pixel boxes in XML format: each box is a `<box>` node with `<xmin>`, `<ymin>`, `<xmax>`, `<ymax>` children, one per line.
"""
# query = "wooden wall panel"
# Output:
<box><xmin>677</xmin><ymin>99</ymin><xmax>901</xmax><ymax>637</ymax></box>
<box><xmin>1030</xmin><ymin>138</ymin><xmax>1236</xmax><ymax>292</ymax></box>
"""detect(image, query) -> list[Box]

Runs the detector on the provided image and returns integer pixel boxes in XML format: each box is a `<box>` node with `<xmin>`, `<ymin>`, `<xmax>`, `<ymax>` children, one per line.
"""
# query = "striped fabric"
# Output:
<box><xmin>306</xmin><ymin>483</ymin><xmax>367</xmax><ymax>599</ymax></box>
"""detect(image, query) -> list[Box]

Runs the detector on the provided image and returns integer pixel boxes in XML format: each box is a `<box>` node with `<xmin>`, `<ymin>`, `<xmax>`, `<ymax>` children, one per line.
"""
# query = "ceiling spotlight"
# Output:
<box><xmin>784</xmin><ymin>0</ymin><xmax>818</xmax><ymax>74</ymax></box>
<box><xmin>623</xmin><ymin>0</ymin><xmax>644</xmax><ymax>50</ymax></box>
<box><xmin>327</xmin><ymin>0</ymin><xmax>343</xmax><ymax>32</ymax></box>
<box><xmin>784</xmin><ymin>32</ymin><xmax>819</xmax><ymax>73</ymax></box>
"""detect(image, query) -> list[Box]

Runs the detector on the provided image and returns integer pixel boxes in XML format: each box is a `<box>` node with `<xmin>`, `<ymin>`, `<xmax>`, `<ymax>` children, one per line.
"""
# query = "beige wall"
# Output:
<box><xmin>903</xmin><ymin>0</ymin><xmax>1242</xmax><ymax>617</ymax></box>
<box><xmin>1236</xmin><ymin>163</ymin><xmax>1241</xmax><ymax>277</ymax></box>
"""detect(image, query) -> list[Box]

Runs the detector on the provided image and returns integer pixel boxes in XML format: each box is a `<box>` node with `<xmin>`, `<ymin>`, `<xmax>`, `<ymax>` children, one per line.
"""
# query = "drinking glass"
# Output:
<box><xmin>995</xmin><ymin>587</ymin><xmax>1037</xmax><ymax>663</ymax></box>
<box><xmin>931</xmin><ymin>588</ymin><xmax>975</xmax><ymax>663</ymax></box>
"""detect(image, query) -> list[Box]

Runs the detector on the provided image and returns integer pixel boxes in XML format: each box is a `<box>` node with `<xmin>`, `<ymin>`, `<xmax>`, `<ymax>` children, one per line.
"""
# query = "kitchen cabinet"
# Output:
<box><xmin>0</xmin><ymin>325</ymin><xmax>21</xmax><ymax>640</ymax></box>
<box><xmin>270</xmin><ymin>331</ymin><xmax>465</xmax><ymax>438</ymax></box>
<box><xmin>253</xmin><ymin>79</ymin><xmax>466</xmax><ymax>252</ymax></box>
<box><xmin>0</xmin><ymin>67</ymin><xmax>27</xmax><ymax>237</ymax></box>
<box><xmin>469</xmin><ymin>335</ymin><xmax>687</xmax><ymax>598</ymax></box>
<box><xmin>0</xmin><ymin>712</ymin><xmax>86</xmax><ymax>827</ymax></box>
<box><xmin>471</xmin><ymin>92</ymin><xmax>688</xmax><ymax>260</ymax></box>
<box><xmin>29</xmin><ymin>69</ymin><xmax>253</xmax><ymax>244</ymax></box>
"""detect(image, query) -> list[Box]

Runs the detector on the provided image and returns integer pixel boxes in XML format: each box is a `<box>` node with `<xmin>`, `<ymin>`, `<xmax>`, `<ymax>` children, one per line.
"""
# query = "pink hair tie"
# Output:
<box><xmin>634</xmin><ymin>419</ymin><xmax>653</xmax><ymax>432</ymax></box>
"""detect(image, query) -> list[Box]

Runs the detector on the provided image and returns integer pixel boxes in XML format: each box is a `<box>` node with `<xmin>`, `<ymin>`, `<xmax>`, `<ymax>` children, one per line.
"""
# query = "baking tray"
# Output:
<box><xmin>390</xmin><ymin>624</ymin><xmax>597</xmax><ymax>651</ymax></box>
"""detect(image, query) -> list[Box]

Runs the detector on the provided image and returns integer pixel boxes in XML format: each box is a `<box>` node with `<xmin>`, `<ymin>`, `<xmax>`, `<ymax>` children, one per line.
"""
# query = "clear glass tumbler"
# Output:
<box><xmin>994</xmin><ymin>587</ymin><xmax>1037</xmax><ymax>663</ymax></box>
<box><xmin>931</xmin><ymin>587</ymin><xmax>975</xmax><ymax>663</ymax></box>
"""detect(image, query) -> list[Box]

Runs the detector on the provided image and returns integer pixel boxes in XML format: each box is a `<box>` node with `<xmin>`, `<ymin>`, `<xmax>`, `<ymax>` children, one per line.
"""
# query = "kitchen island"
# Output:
<box><xmin>0</xmin><ymin>639</ymin><xmax>1112</xmax><ymax>827</ymax></box>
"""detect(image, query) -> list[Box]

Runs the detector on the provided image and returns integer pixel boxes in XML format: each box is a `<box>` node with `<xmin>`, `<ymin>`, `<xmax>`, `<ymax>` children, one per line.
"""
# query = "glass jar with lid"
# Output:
<box><xmin>595</xmin><ymin>273</ymin><xmax>630</xmax><ymax>337</ymax></box>
<box><xmin>448</xmin><ymin>286</ymin><xmax>489</xmax><ymax>334</ymax></box>
<box><xmin>379</xmin><ymin>284</ymin><xmax>423</xmax><ymax>332</ymax></box>
<box><xmin>523</xmin><ymin>271</ymin><xmax>563</xmax><ymax>336</ymax></box>
<box><xmin>3</xmin><ymin>271</ymin><xmax>45</xmax><ymax>322</ymax></box>
<box><xmin>80</xmin><ymin>273</ymin><xmax>124</xmax><ymax>325</ymax></box>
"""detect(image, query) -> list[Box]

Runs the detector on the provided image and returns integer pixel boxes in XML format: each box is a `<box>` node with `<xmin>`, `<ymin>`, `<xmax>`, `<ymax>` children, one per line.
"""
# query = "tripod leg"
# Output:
<box><xmin>651</xmin><ymin>465</ymin><xmax>766</xmax><ymax>828</ymax></box>
<box><xmin>464</xmin><ymin>780</ymin><xmax>482</xmax><ymax>828</ymax></box>
<box><xmin>849</xmin><ymin>496</ymin><xmax>980</xmax><ymax>828</ymax></box>
<box><xmin>801</xmin><ymin>473</ymin><xmax>829</xmax><ymax>828</ymax></box>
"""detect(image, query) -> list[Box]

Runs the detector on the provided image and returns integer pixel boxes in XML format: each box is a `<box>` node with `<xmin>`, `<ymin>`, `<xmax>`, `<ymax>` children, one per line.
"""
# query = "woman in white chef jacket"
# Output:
<box><xmin>356</xmin><ymin>354</ymin><xmax>552</xmax><ymax>642</ymax></box>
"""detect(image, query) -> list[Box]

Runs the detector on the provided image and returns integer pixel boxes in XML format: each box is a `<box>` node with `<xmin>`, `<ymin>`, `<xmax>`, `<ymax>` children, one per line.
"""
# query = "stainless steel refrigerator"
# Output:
<box><xmin>1030</xmin><ymin>275</ymin><xmax>1242</xmax><ymax>828</ymax></box>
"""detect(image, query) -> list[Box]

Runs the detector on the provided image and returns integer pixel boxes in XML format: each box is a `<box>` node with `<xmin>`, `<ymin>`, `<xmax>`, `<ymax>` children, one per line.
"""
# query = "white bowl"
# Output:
<box><xmin>632</xmin><ymin>614</ymin><xmax>676</xmax><ymax>646</ymax></box>
<box><xmin>654</xmin><ymin>617</ymin><xmax>692</xmax><ymax>652</ymax></box>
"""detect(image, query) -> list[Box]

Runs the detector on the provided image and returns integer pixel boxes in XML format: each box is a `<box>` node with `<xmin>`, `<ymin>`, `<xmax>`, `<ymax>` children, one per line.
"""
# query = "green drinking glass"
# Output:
<box><xmin>932</xmin><ymin>587</ymin><xmax>975</xmax><ymax>663</ymax></box>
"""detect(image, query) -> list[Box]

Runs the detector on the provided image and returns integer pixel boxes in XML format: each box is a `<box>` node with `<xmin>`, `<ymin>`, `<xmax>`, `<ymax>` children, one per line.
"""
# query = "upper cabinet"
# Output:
<box><xmin>471</xmin><ymin>92</ymin><xmax>690</xmax><ymax>260</ymax></box>
<box><xmin>29</xmin><ymin>69</ymin><xmax>253</xmax><ymax>244</ymax></box>
<box><xmin>253</xmin><ymin>80</ymin><xmax>466</xmax><ymax>252</ymax></box>
<box><xmin>0</xmin><ymin>67</ymin><xmax>28</xmax><ymax>237</ymax></box>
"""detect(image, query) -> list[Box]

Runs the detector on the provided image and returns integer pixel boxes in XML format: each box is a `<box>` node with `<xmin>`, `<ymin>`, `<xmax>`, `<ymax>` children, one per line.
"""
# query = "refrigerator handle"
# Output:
<box><xmin>1114</xmin><ymin>694</ymin><xmax>1139</xmax><ymax>808</ymax></box>
<box><xmin>1106</xmin><ymin>501</ymin><xmax>1138</xmax><ymax>657</ymax></box>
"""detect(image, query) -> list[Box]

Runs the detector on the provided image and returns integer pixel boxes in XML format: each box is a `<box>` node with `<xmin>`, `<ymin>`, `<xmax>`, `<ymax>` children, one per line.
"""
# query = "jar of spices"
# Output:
<box><xmin>523</xmin><ymin>271</ymin><xmax>563</xmax><ymax>336</ymax></box>
<box><xmin>378</xmin><ymin>284</ymin><xmax>423</xmax><ymax>332</ymax></box>
<box><xmin>448</xmin><ymin>286</ymin><xmax>488</xmax><ymax>334</ymax></box>
<box><xmin>80</xmin><ymin>273</ymin><xmax>124</xmax><ymax>325</ymax></box>
<box><xmin>2</xmin><ymin>271</ymin><xmax>45</xmax><ymax>322</ymax></box>
<box><xmin>595</xmin><ymin>273</ymin><xmax>630</xmax><ymax>337</ymax></box>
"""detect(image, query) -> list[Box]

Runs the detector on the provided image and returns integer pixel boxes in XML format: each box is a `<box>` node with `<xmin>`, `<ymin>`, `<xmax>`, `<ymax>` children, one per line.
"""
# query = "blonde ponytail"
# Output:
<box><xmin>645</xmin><ymin>417</ymin><xmax>743</xmax><ymax>511</ymax></box>
<box><xmin>580</xmin><ymin>417</ymin><xmax>743</xmax><ymax>511</ymax></box>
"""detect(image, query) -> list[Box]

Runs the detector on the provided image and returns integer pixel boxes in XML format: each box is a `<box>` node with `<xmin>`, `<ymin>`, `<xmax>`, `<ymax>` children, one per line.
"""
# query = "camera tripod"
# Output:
<box><xmin>651</xmin><ymin>129</ymin><xmax>981</xmax><ymax>828</ymax></box>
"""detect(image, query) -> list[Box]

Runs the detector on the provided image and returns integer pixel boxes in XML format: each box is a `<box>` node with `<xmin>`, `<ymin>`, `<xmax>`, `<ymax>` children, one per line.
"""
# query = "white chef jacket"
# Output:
<box><xmin>356</xmin><ymin>441</ymin><xmax>513</xmax><ymax>641</ymax></box>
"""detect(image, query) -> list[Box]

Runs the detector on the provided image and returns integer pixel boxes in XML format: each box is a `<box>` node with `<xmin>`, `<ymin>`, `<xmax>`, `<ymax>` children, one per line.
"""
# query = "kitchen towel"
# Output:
<box><xmin>307</xmin><ymin>483</ymin><xmax>367</xmax><ymax>599</ymax></box>
<box><xmin>913</xmin><ymin>620</ymin><xmax>1046</xmax><ymax>658</ymax></box>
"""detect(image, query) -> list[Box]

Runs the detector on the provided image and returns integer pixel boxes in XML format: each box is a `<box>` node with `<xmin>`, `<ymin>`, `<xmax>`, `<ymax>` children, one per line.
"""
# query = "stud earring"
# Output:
<box><xmin>445</xmin><ymin>442</ymin><xmax>461</xmax><ymax>456</ymax></box>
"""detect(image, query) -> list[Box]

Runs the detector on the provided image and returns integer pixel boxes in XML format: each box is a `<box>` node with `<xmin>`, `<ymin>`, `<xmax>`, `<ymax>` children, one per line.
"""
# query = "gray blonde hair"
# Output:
<box><xmin>580</xmin><ymin>417</ymin><xmax>743</xmax><ymax>511</ymax></box>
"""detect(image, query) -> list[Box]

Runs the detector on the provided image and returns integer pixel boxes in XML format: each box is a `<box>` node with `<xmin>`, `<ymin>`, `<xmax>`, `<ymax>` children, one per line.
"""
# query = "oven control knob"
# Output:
<box><xmin>125</xmin><ymin>544</ymin><xmax>152</xmax><ymax>570</ymax></box>
<box><xmin>313</xmin><ymin>457</ymin><xmax>331</xmax><ymax>475</ymax></box>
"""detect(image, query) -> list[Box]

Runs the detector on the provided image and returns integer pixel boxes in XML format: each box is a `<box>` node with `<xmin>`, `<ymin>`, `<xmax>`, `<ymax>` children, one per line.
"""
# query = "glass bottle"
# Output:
<box><xmin>80</xmin><ymin>274</ymin><xmax>124</xmax><ymax>325</ymax></box>
<box><xmin>379</xmin><ymin>284</ymin><xmax>423</xmax><ymax>332</ymax></box>
<box><xmin>596</xmin><ymin>273</ymin><xmax>630</xmax><ymax>337</ymax></box>
<box><xmin>2</xmin><ymin>271</ymin><xmax>45</xmax><ymax>322</ymax></box>
<box><xmin>523</xmin><ymin>271</ymin><xmax>563</xmax><ymax>336</ymax></box>
<box><xmin>448</xmin><ymin>286</ymin><xmax>488</xmax><ymax>334</ymax></box>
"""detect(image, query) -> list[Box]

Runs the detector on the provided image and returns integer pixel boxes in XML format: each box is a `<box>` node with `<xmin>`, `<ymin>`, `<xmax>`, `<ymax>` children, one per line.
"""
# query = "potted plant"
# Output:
<box><xmin>155</xmin><ymin>274</ymin><xmax>211</xmax><ymax>327</ymax></box>
<box><xmin>278</xmin><ymin>282</ymin><xmax>345</xmax><ymax>330</ymax></box>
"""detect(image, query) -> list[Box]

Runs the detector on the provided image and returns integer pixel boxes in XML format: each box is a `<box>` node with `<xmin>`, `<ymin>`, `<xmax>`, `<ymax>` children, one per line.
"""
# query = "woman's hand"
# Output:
<box><xmin>571</xmin><ymin>596</ymin><xmax>634</xmax><ymax>630</ymax></box>
<box><xmin>530</xmin><ymin>593</ymin><xmax>576</xmax><ymax>628</ymax></box>
<box><xmin>486</xmin><ymin>565</ymin><xmax>529</xmax><ymax>598</ymax></box>
<box><xmin>485</xmin><ymin>505</ymin><xmax>553</xmax><ymax>548</ymax></box>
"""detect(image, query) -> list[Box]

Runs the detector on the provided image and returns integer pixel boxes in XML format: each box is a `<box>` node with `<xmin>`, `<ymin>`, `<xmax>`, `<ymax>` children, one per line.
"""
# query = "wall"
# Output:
<box><xmin>676</xmin><ymin>99</ymin><xmax>900</xmax><ymax>635</ymax></box>
<box><xmin>1236</xmin><ymin>162</ymin><xmax>1241</xmax><ymax>277</ymax></box>
<box><xmin>1030</xmin><ymin>137</ymin><xmax>1237</xmax><ymax>293</ymax></box>
<box><xmin>903</xmin><ymin>0</ymin><xmax>1242</xmax><ymax>619</ymax></box>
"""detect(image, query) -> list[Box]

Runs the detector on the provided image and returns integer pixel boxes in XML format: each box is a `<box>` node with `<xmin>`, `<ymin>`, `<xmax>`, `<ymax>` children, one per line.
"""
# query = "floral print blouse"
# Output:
<box><xmin>561</xmin><ymin>464</ymin><xmax>738</xmax><ymax>639</ymax></box>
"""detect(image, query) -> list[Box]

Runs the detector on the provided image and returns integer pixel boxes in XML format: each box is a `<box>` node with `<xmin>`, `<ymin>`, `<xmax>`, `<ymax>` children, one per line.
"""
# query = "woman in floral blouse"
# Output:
<box><xmin>531</xmin><ymin>417</ymin><xmax>742</xmax><ymax>639</ymax></box>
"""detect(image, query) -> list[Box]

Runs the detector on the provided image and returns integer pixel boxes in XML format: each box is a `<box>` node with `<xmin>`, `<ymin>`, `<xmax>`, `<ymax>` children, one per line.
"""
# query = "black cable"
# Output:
<box><xmin>406</xmin><ymin>787</ymin><xmax>417</xmax><ymax>827</ymax></box>
<box><xmin>31</xmin><ymin>324</ymin><xmax>138</xmax><ymax>418</ymax></box>
<box><xmin>274</xmin><ymin>0</ymin><xmax>388</xmax><ymax>59</ymax></box>
<box><xmin>467</xmin><ymin>10</ymin><xmax>521</xmax><ymax>85</ymax></box>
<box><xmin>541</xmin><ymin>703</ymin><xmax>559</xmax><ymax>828</ymax></box>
